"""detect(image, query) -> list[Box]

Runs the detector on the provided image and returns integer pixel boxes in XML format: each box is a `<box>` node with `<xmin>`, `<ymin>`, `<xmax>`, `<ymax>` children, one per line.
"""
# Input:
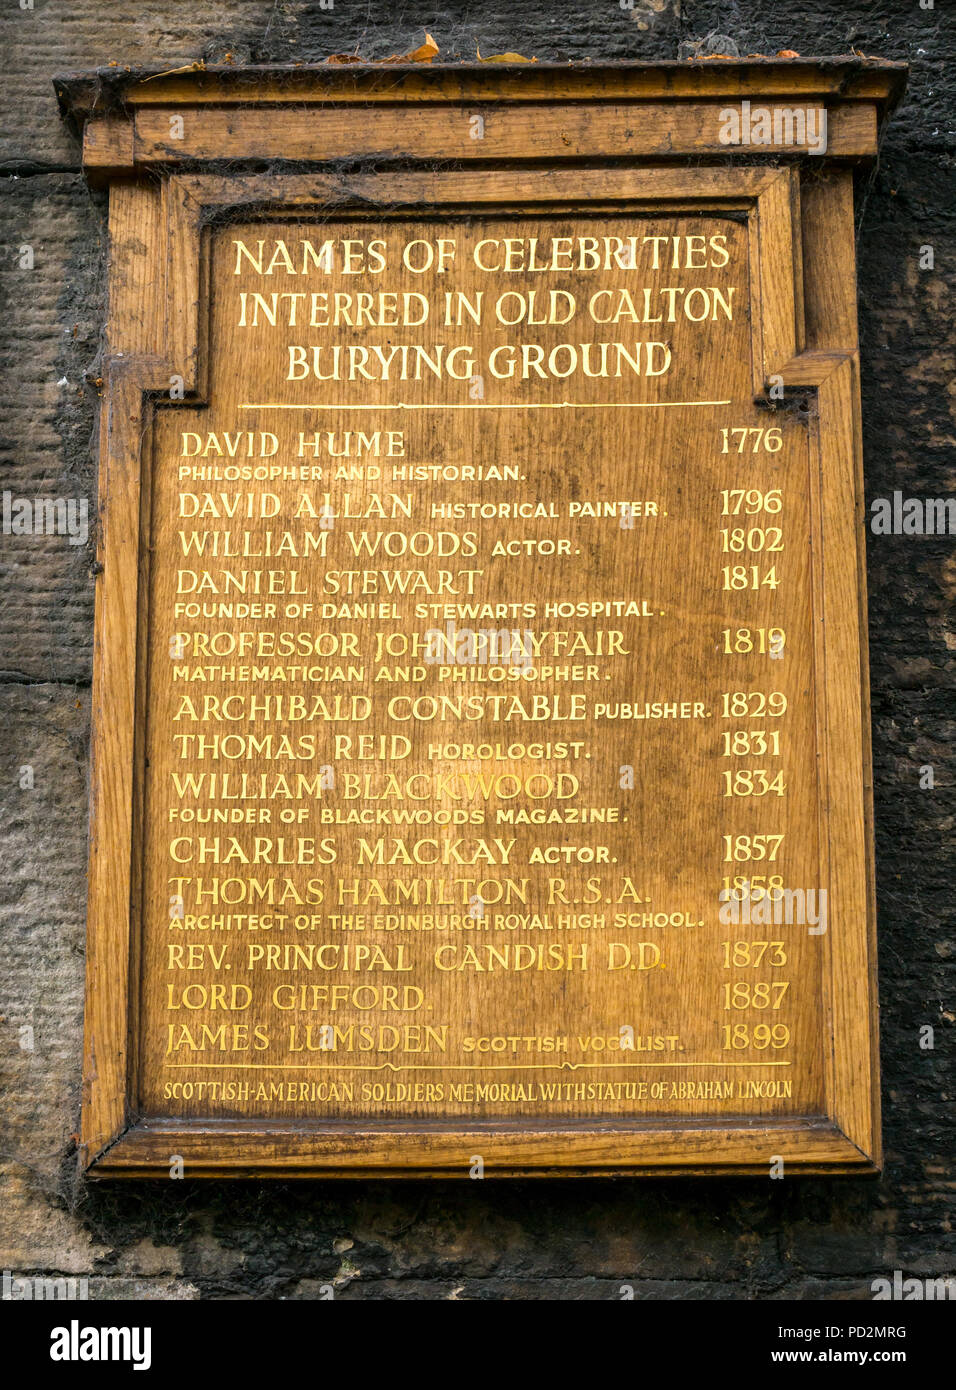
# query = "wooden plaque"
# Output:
<box><xmin>58</xmin><ymin>59</ymin><xmax>905</xmax><ymax>1177</ymax></box>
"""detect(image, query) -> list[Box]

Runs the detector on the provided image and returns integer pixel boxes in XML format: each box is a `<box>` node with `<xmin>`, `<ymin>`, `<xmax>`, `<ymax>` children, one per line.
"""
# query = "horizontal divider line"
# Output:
<box><xmin>238</xmin><ymin>400</ymin><xmax>732</xmax><ymax>410</ymax></box>
<box><xmin>163</xmin><ymin>1060</ymin><xmax>792</xmax><ymax>1071</ymax></box>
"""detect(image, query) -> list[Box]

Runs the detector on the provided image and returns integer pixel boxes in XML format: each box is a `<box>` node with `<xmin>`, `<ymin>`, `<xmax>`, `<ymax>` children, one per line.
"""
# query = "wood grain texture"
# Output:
<box><xmin>75</xmin><ymin>66</ymin><xmax>882</xmax><ymax>1178</ymax></box>
<box><xmin>126</xmin><ymin>103</ymin><xmax>880</xmax><ymax>170</ymax></box>
<box><xmin>55</xmin><ymin>58</ymin><xmax>907</xmax><ymax>113</ymax></box>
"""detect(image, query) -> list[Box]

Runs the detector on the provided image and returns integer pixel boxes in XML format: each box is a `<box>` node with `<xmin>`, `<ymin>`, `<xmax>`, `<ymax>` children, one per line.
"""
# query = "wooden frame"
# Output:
<box><xmin>59</xmin><ymin>62</ymin><xmax>902</xmax><ymax>1177</ymax></box>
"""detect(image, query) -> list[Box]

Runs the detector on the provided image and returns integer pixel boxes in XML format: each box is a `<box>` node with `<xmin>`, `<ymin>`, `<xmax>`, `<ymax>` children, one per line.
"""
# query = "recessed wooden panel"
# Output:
<box><xmin>61</xmin><ymin>62</ymin><xmax>900</xmax><ymax>1176</ymax></box>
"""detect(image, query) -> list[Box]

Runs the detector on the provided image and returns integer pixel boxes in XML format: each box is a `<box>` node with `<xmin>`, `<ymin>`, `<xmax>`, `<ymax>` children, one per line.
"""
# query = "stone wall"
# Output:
<box><xmin>0</xmin><ymin>0</ymin><xmax>952</xmax><ymax>1300</ymax></box>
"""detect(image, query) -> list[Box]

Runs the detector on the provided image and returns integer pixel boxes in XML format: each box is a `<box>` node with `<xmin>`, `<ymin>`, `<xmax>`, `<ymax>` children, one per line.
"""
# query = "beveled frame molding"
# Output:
<box><xmin>55</xmin><ymin>57</ymin><xmax>906</xmax><ymax>181</ymax></box>
<box><xmin>61</xmin><ymin>62</ymin><xmax>899</xmax><ymax>1177</ymax></box>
